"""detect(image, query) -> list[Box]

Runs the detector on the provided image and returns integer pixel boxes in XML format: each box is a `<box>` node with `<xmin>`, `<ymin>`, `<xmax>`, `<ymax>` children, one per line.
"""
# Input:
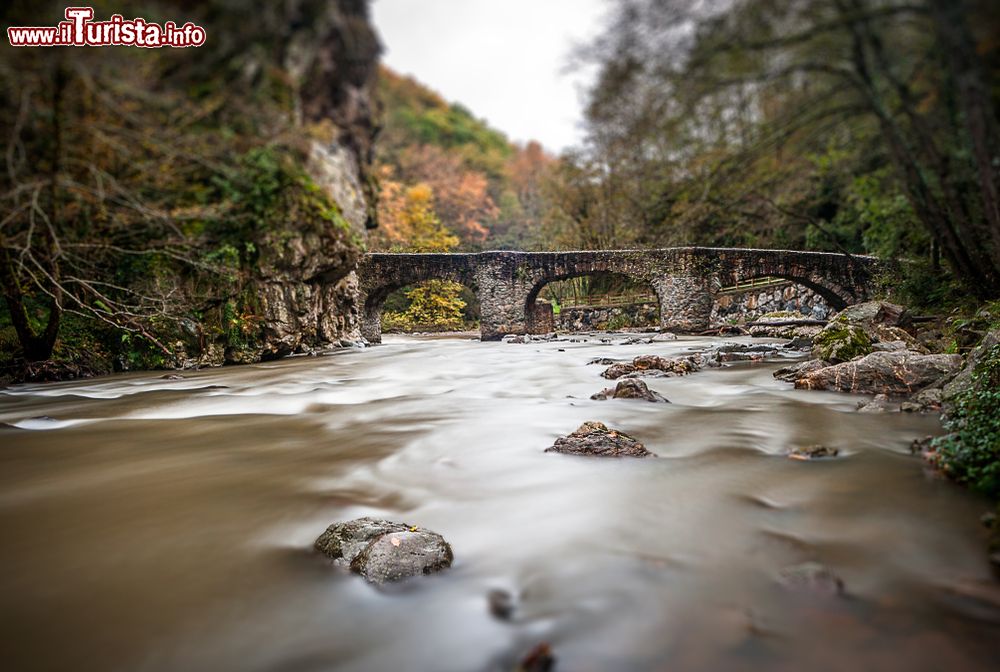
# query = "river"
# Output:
<box><xmin>0</xmin><ymin>334</ymin><xmax>997</xmax><ymax>671</ymax></box>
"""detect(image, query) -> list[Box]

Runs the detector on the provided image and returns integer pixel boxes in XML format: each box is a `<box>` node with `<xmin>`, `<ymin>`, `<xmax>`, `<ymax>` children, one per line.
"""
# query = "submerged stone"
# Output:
<box><xmin>777</xmin><ymin>561</ymin><xmax>845</xmax><ymax>596</ymax></box>
<box><xmin>546</xmin><ymin>421</ymin><xmax>653</xmax><ymax>458</ymax></box>
<box><xmin>787</xmin><ymin>445</ymin><xmax>839</xmax><ymax>460</ymax></box>
<box><xmin>315</xmin><ymin>517</ymin><xmax>453</xmax><ymax>585</ymax></box>
<box><xmin>857</xmin><ymin>393</ymin><xmax>897</xmax><ymax>413</ymax></box>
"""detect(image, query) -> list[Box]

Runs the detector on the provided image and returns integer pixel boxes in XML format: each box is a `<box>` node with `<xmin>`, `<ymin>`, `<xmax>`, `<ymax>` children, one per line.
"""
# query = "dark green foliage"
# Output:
<box><xmin>933</xmin><ymin>345</ymin><xmax>1000</xmax><ymax>498</ymax></box>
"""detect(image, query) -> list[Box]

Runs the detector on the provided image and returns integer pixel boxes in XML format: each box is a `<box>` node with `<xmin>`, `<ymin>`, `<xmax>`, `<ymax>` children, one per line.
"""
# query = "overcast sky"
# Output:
<box><xmin>371</xmin><ymin>0</ymin><xmax>609</xmax><ymax>154</ymax></box>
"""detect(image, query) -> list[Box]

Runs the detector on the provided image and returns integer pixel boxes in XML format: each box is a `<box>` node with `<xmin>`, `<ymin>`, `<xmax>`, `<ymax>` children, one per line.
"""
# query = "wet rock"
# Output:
<box><xmin>591</xmin><ymin>379</ymin><xmax>669</xmax><ymax>403</ymax></box>
<box><xmin>715</xmin><ymin>343</ymin><xmax>781</xmax><ymax>363</ymax></box>
<box><xmin>351</xmin><ymin>530</ymin><xmax>454</xmax><ymax>584</ymax></box>
<box><xmin>487</xmin><ymin>588</ymin><xmax>515</xmax><ymax>620</ymax></box>
<box><xmin>601</xmin><ymin>362</ymin><xmax>638</xmax><ymax>379</ymax></box>
<box><xmin>870</xmin><ymin>325</ymin><xmax>927</xmax><ymax>353</ymax></box>
<box><xmin>315</xmin><ymin>517</ymin><xmax>453</xmax><ymax>585</ymax></box>
<box><xmin>503</xmin><ymin>335</ymin><xmax>526</xmax><ymax>344</ymax></box>
<box><xmin>872</xmin><ymin>340</ymin><xmax>909</xmax><ymax>352</ymax></box>
<box><xmin>777</xmin><ymin>562</ymin><xmax>844</xmax><ymax>595</ymax></box>
<box><xmin>546</xmin><ymin>421</ymin><xmax>653</xmax><ymax>458</ymax></box>
<box><xmin>857</xmin><ymin>393</ymin><xmax>897</xmax><ymax>413</ymax></box>
<box><xmin>942</xmin><ymin>328</ymin><xmax>1000</xmax><ymax>404</ymax></box>
<box><xmin>901</xmin><ymin>386</ymin><xmax>943</xmax><ymax>413</ymax></box>
<box><xmin>773</xmin><ymin>359</ymin><xmax>829</xmax><ymax>383</ymax></box>
<box><xmin>516</xmin><ymin>643</ymin><xmax>556</xmax><ymax>672</ymax></box>
<box><xmin>601</xmin><ymin>354</ymin><xmax>700</xmax><ymax>379</ymax></box>
<box><xmin>811</xmin><ymin>322</ymin><xmax>872</xmax><ymax>363</ymax></box>
<box><xmin>910</xmin><ymin>435</ymin><xmax>934</xmax><ymax>455</ymax></box>
<box><xmin>650</xmin><ymin>332</ymin><xmax>678</xmax><ymax>342</ymax></box>
<box><xmin>794</xmin><ymin>351</ymin><xmax>963</xmax><ymax>396</ymax></box>
<box><xmin>787</xmin><ymin>445</ymin><xmax>839</xmax><ymax>460</ymax></box>
<box><xmin>587</xmin><ymin>357</ymin><xmax>619</xmax><ymax>366</ymax></box>
<box><xmin>784</xmin><ymin>336</ymin><xmax>814</xmax><ymax>350</ymax></box>
<box><xmin>836</xmin><ymin>300</ymin><xmax>909</xmax><ymax>329</ymax></box>
<box><xmin>160</xmin><ymin>373</ymin><xmax>185</xmax><ymax>380</ymax></box>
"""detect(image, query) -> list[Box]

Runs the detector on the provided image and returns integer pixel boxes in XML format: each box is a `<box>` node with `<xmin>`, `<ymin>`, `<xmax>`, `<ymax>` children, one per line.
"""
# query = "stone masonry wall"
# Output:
<box><xmin>556</xmin><ymin>303</ymin><xmax>659</xmax><ymax>332</ymax></box>
<box><xmin>711</xmin><ymin>282</ymin><xmax>831</xmax><ymax>324</ymax></box>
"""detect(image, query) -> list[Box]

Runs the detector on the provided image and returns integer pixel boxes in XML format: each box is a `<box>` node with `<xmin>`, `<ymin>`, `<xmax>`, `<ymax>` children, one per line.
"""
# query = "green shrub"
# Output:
<box><xmin>605</xmin><ymin>313</ymin><xmax>633</xmax><ymax>331</ymax></box>
<box><xmin>380</xmin><ymin>280</ymin><xmax>468</xmax><ymax>332</ymax></box>
<box><xmin>932</xmin><ymin>344</ymin><xmax>1000</xmax><ymax>498</ymax></box>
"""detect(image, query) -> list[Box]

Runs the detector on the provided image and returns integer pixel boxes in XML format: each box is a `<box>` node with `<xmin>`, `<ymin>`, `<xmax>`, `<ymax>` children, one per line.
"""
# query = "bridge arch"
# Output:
<box><xmin>524</xmin><ymin>270</ymin><xmax>660</xmax><ymax>334</ymax></box>
<box><xmin>707</xmin><ymin>249</ymin><xmax>873</xmax><ymax>310</ymax></box>
<box><xmin>358</xmin><ymin>254</ymin><xmax>479</xmax><ymax>343</ymax></box>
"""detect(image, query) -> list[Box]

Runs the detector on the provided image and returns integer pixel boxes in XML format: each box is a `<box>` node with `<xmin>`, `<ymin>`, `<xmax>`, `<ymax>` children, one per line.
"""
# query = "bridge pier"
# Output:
<box><xmin>475</xmin><ymin>261</ymin><xmax>532</xmax><ymax>341</ymax></box>
<box><xmin>654</xmin><ymin>275</ymin><xmax>717</xmax><ymax>332</ymax></box>
<box><xmin>360</xmin><ymin>298</ymin><xmax>381</xmax><ymax>343</ymax></box>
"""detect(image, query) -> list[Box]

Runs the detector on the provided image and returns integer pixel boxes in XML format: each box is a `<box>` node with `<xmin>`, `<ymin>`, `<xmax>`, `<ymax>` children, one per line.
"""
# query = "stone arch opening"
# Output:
<box><xmin>380</xmin><ymin>280</ymin><xmax>480</xmax><ymax>335</ymax></box>
<box><xmin>525</xmin><ymin>271</ymin><xmax>660</xmax><ymax>334</ymax></box>
<box><xmin>711</xmin><ymin>275</ymin><xmax>836</xmax><ymax>325</ymax></box>
<box><xmin>362</xmin><ymin>275</ymin><xmax>479</xmax><ymax>343</ymax></box>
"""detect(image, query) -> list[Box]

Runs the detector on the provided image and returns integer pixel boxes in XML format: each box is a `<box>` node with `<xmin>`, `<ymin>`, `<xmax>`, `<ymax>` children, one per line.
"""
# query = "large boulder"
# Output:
<box><xmin>545</xmin><ymin>421</ymin><xmax>653</xmax><ymax>458</ymax></box>
<box><xmin>591</xmin><ymin>379</ymin><xmax>669</xmax><ymax>402</ymax></box>
<box><xmin>773</xmin><ymin>358</ymin><xmax>830</xmax><ymax>382</ymax></box>
<box><xmin>943</xmin><ymin>329</ymin><xmax>1000</xmax><ymax>403</ymax></box>
<box><xmin>835</xmin><ymin>300</ymin><xmax>909</xmax><ymax>329</ymax></box>
<box><xmin>811</xmin><ymin>322</ymin><xmax>873</xmax><ymax>363</ymax></box>
<box><xmin>810</xmin><ymin>300</ymin><xmax>924</xmax><ymax>363</ymax></box>
<box><xmin>794</xmin><ymin>351</ymin><xmax>963</xmax><ymax>396</ymax></box>
<box><xmin>315</xmin><ymin>517</ymin><xmax>453</xmax><ymax>585</ymax></box>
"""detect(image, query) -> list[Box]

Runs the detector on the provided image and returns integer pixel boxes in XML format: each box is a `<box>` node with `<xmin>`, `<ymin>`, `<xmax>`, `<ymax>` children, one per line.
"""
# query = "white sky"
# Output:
<box><xmin>371</xmin><ymin>0</ymin><xmax>609</xmax><ymax>154</ymax></box>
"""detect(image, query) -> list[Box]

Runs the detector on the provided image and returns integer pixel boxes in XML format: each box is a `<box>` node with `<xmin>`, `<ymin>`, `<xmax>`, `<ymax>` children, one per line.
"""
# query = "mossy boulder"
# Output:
<box><xmin>811</xmin><ymin>323</ymin><xmax>872</xmax><ymax>363</ymax></box>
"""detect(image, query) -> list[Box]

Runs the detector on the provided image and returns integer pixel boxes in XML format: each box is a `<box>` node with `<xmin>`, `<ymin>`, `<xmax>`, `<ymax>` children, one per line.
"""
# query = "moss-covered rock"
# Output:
<box><xmin>811</xmin><ymin>323</ymin><xmax>873</xmax><ymax>363</ymax></box>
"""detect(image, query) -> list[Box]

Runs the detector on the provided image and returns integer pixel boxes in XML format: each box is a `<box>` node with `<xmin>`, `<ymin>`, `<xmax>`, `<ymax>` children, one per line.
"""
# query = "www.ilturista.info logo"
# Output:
<box><xmin>7</xmin><ymin>7</ymin><xmax>206</xmax><ymax>48</ymax></box>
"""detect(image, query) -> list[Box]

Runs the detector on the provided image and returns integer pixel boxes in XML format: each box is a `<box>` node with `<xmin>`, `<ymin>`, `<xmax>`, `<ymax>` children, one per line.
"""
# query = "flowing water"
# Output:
<box><xmin>1</xmin><ymin>334</ymin><xmax>998</xmax><ymax>672</ymax></box>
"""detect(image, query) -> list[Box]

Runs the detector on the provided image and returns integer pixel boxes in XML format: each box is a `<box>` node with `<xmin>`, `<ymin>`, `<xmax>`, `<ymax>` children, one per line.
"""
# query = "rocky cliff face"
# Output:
<box><xmin>228</xmin><ymin>0</ymin><xmax>380</xmax><ymax>363</ymax></box>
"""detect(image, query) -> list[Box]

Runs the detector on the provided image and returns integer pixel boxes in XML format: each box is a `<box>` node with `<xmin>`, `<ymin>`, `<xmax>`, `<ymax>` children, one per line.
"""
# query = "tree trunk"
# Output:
<box><xmin>929</xmin><ymin>0</ymin><xmax>1000</xmax><ymax>282</ymax></box>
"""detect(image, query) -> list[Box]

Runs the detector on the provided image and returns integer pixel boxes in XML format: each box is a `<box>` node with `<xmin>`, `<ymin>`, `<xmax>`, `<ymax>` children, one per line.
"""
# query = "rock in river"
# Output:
<box><xmin>546</xmin><ymin>421</ymin><xmax>653</xmax><ymax>458</ymax></box>
<box><xmin>315</xmin><ymin>517</ymin><xmax>453</xmax><ymax>585</ymax></box>
<box><xmin>794</xmin><ymin>350</ymin><xmax>962</xmax><ymax>396</ymax></box>
<box><xmin>591</xmin><ymin>379</ymin><xmax>669</xmax><ymax>403</ymax></box>
<box><xmin>773</xmin><ymin>358</ymin><xmax>829</xmax><ymax>383</ymax></box>
<box><xmin>777</xmin><ymin>561</ymin><xmax>845</xmax><ymax>596</ymax></box>
<box><xmin>787</xmin><ymin>445</ymin><xmax>839</xmax><ymax>460</ymax></box>
<box><xmin>601</xmin><ymin>354</ymin><xmax>700</xmax><ymax>380</ymax></box>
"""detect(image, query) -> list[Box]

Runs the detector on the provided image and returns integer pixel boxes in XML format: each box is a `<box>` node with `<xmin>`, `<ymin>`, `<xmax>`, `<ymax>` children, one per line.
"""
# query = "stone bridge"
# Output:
<box><xmin>356</xmin><ymin>248</ymin><xmax>881</xmax><ymax>342</ymax></box>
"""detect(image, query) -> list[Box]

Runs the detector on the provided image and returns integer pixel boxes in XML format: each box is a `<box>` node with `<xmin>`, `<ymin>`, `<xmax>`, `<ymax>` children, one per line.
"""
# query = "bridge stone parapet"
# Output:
<box><xmin>355</xmin><ymin>248</ymin><xmax>881</xmax><ymax>343</ymax></box>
